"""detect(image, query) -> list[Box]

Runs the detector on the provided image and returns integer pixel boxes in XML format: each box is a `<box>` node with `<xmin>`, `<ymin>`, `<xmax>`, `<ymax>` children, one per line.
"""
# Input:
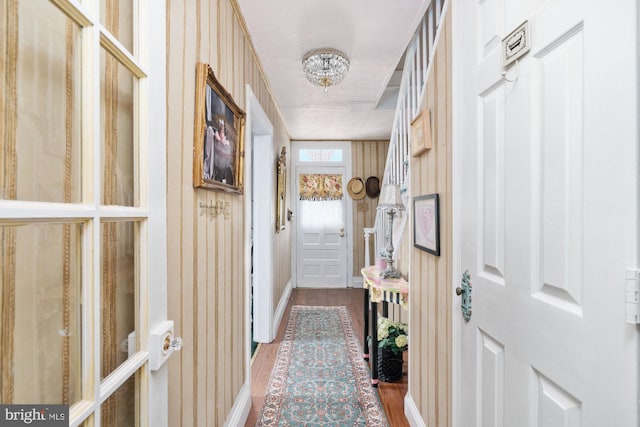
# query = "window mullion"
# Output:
<box><xmin>84</xmin><ymin>12</ymin><xmax>102</xmax><ymax>427</ymax></box>
<box><xmin>49</xmin><ymin>0</ymin><xmax>94</xmax><ymax>27</ymax></box>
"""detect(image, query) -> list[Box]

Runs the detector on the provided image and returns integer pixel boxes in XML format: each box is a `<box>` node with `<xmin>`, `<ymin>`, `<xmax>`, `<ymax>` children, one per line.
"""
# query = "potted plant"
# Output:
<box><xmin>376</xmin><ymin>317</ymin><xmax>408</xmax><ymax>382</ymax></box>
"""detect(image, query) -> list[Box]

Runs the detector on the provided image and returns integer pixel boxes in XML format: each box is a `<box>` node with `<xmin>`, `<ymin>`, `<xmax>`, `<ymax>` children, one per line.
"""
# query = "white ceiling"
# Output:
<box><xmin>236</xmin><ymin>0</ymin><xmax>428</xmax><ymax>140</ymax></box>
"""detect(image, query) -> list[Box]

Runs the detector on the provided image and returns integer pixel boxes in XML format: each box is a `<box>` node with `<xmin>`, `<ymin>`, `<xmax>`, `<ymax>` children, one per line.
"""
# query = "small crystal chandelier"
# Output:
<box><xmin>302</xmin><ymin>48</ymin><xmax>350</xmax><ymax>93</ymax></box>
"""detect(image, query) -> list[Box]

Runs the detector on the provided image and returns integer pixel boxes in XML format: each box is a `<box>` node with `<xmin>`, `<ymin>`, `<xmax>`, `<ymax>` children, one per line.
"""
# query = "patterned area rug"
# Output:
<box><xmin>256</xmin><ymin>306</ymin><xmax>389</xmax><ymax>426</ymax></box>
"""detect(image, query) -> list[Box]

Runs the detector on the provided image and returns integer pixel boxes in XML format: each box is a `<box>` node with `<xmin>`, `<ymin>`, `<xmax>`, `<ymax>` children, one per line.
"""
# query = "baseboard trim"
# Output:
<box><xmin>224</xmin><ymin>383</ymin><xmax>251</xmax><ymax>427</ymax></box>
<box><xmin>272</xmin><ymin>279</ymin><xmax>293</xmax><ymax>339</ymax></box>
<box><xmin>404</xmin><ymin>393</ymin><xmax>426</xmax><ymax>427</ymax></box>
<box><xmin>351</xmin><ymin>276</ymin><xmax>364</xmax><ymax>288</ymax></box>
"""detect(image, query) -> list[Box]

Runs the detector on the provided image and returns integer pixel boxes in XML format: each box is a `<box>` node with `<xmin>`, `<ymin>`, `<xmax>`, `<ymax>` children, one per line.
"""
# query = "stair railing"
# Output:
<box><xmin>369</xmin><ymin>0</ymin><xmax>447</xmax><ymax>265</ymax></box>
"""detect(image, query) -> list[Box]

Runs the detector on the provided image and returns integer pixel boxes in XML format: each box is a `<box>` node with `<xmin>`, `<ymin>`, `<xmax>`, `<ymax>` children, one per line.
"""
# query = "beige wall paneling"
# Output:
<box><xmin>352</xmin><ymin>139</ymin><xmax>412</xmax><ymax>323</ymax></box>
<box><xmin>408</xmin><ymin>6</ymin><xmax>452</xmax><ymax>427</ymax></box>
<box><xmin>172</xmin><ymin>0</ymin><xmax>197</xmax><ymax>423</ymax></box>
<box><xmin>218</xmin><ymin>0</ymin><xmax>232</xmax><ymax>422</ymax></box>
<box><xmin>351</xmin><ymin>139</ymin><xmax>411</xmax><ymax>323</ymax></box>
<box><xmin>166</xmin><ymin>0</ymin><xmax>291</xmax><ymax>424</ymax></box>
<box><xmin>204</xmin><ymin>193</ymin><xmax>216</xmax><ymax>426</ymax></box>
<box><xmin>351</xmin><ymin>140</ymin><xmax>389</xmax><ymax>277</ymax></box>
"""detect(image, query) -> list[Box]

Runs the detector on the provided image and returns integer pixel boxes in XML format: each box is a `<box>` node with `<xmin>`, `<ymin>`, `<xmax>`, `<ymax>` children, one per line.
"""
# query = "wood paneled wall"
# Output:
<box><xmin>407</xmin><ymin>7</ymin><xmax>452</xmax><ymax>427</ymax></box>
<box><xmin>351</xmin><ymin>140</ymin><xmax>389</xmax><ymax>277</ymax></box>
<box><xmin>165</xmin><ymin>1</ymin><xmax>290</xmax><ymax>425</ymax></box>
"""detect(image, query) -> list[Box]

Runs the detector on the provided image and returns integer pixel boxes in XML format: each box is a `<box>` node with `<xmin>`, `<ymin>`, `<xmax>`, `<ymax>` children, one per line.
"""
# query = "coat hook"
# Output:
<box><xmin>501</xmin><ymin>59</ymin><xmax>519</xmax><ymax>83</ymax></box>
<box><xmin>199</xmin><ymin>200</ymin><xmax>231</xmax><ymax>219</ymax></box>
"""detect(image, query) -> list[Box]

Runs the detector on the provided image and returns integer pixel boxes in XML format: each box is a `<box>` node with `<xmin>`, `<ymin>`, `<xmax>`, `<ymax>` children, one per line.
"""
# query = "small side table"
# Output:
<box><xmin>361</xmin><ymin>265</ymin><xmax>409</xmax><ymax>387</ymax></box>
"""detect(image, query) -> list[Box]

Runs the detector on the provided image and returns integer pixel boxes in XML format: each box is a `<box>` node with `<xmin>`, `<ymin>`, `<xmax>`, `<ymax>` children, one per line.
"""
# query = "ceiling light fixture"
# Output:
<box><xmin>302</xmin><ymin>48</ymin><xmax>350</xmax><ymax>93</ymax></box>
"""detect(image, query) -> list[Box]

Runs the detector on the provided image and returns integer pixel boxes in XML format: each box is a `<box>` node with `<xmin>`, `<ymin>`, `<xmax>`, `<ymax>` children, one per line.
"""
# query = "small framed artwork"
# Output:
<box><xmin>193</xmin><ymin>62</ymin><xmax>246</xmax><ymax>193</ymax></box>
<box><xmin>410</xmin><ymin>108</ymin><xmax>432</xmax><ymax>157</ymax></box>
<box><xmin>413</xmin><ymin>193</ymin><xmax>440</xmax><ymax>256</ymax></box>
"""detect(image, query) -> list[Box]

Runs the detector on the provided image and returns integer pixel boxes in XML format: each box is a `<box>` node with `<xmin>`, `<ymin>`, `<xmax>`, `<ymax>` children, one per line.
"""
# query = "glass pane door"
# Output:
<box><xmin>0</xmin><ymin>1</ymin><xmax>161</xmax><ymax>426</ymax></box>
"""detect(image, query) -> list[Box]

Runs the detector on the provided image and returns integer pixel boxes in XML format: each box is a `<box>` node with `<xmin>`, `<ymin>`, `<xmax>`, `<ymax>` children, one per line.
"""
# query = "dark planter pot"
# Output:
<box><xmin>377</xmin><ymin>347</ymin><xmax>404</xmax><ymax>382</ymax></box>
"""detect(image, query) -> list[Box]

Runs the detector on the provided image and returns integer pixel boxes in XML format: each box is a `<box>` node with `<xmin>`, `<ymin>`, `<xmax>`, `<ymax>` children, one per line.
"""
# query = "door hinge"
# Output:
<box><xmin>625</xmin><ymin>268</ymin><xmax>640</xmax><ymax>324</ymax></box>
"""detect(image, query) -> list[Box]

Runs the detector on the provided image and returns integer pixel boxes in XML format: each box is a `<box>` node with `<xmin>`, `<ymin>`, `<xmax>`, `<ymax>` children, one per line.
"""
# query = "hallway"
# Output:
<box><xmin>246</xmin><ymin>288</ymin><xmax>409</xmax><ymax>426</ymax></box>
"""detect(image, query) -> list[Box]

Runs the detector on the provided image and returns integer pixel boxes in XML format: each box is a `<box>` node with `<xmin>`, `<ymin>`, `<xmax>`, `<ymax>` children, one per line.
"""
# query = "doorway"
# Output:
<box><xmin>245</xmin><ymin>85</ymin><xmax>276</xmax><ymax>358</ymax></box>
<box><xmin>296</xmin><ymin>165</ymin><xmax>348</xmax><ymax>287</ymax></box>
<box><xmin>291</xmin><ymin>142</ymin><xmax>353</xmax><ymax>288</ymax></box>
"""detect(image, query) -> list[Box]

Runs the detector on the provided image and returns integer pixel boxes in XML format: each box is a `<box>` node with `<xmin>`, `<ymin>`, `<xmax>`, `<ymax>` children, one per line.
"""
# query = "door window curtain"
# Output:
<box><xmin>299</xmin><ymin>174</ymin><xmax>343</xmax><ymax>201</ymax></box>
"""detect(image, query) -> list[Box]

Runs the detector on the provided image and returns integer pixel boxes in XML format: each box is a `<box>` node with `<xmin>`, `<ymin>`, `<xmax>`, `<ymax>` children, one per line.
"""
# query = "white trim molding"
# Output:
<box><xmin>272</xmin><ymin>279</ymin><xmax>293</xmax><ymax>339</ymax></box>
<box><xmin>223</xmin><ymin>383</ymin><xmax>251</xmax><ymax>427</ymax></box>
<box><xmin>451</xmin><ymin>1</ymin><xmax>463</xmax><ymax>425</ymax></box>
<box><xmin>246</xmin><ymin>85</ymin><xmax>276</xmax><ymax>344</ymax></box>
<box><xmin>404</xmin><ymin>393</ymin><xmax>427</xmax><ymax>427</ymax></box>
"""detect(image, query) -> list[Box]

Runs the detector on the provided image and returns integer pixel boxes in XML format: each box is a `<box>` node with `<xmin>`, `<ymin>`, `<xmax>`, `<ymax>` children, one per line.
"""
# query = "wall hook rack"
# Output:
<box><xmin>200</xmin><ymin>200</ymin><xmax>231</xmax><ymax>219</ymax></box>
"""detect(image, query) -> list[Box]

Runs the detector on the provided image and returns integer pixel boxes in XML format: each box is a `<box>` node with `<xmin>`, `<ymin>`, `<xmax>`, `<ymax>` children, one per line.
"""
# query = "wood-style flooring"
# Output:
<box><xmin>245</xmin><ymin>288</ymin><xmax>409</xmax><ymax>426</ymax></box>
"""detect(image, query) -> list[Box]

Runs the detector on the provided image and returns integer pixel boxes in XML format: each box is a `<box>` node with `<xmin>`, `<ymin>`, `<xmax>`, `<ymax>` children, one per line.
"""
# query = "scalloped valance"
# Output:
<box><xmin>299</xmin><ymin>174</ymin><xmax>343</xmax><ymax>201</ymax></box>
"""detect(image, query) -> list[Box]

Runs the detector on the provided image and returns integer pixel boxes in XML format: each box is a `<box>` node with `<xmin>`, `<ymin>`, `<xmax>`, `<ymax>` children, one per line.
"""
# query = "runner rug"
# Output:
<box><xmin>256</xmin><ymin>305</ymin><xmax>389</xmax><ymax>427</ymax></box>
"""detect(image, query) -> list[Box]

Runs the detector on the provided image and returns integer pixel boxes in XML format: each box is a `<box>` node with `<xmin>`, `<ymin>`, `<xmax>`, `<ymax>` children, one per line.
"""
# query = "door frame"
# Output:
<box><xmin>147</xmin><ymin>1</ymin><xmax>169</xmax><ymax>426</ymax></box>
<box><xmin>245</xmin><ymin>85</ymin><xmax>276</xmax><ymax>348</ymax></box>
<box><xmin>451</xmin><ymin>0</ymin><xmax>463</xmax><ymax>423</ymax></box>
<box><xmin>290</xmin><ymin>141</ymin><xmax>353</xmax><ymax>287</ymax></box>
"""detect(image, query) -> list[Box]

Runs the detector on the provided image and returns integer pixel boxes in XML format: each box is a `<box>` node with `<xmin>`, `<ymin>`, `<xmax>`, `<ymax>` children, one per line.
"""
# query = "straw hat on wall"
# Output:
<box><xmin>347</xmin><ymin>177</ymin><xmax>366</xmax><ymax>200</ymax></box>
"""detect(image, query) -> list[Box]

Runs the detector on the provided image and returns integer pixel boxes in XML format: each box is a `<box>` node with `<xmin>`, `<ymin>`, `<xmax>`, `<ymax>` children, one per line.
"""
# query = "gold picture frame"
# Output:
<box><xmin>410</xmin><ymin>108</ymin><xmax>432</xmax><ymax>157</ymax></box>
<box><xmin>276</xmin><ymin>147</ymin><xmax>287</xmax><ymax>232</ymax></box>
<box><xmin>193</xmin><ymin>62</ymin><xmax>246</xmax><ymax>193</ymax></box>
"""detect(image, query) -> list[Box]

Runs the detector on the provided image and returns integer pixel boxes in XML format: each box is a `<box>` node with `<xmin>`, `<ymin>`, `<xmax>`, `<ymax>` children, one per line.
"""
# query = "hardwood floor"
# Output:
<box><xmin>245</xmin><ymin>288</ymin><xmax>409</xmax><ymax>426</ymax></box>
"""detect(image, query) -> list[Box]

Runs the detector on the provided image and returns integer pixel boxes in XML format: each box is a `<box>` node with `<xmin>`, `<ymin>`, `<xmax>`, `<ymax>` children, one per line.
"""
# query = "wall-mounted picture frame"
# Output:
<box><xmin>413</xmin><ymin>193</ymin><xmax>440</xmax><ymax>256</ymax></box>
<box><xmin>275</xmin><ymin>147</ymin><xmax>287</xmax><ymax>232</ymax></box>
<box><xmin>193</xmin><ymin>62</ymin><xmax>246</xmax><ymax>193</ymax></box>
<box><xmin>410</xmin><ymin>108</ymin><xmax>432</xmax><ymax>157</ymax></box>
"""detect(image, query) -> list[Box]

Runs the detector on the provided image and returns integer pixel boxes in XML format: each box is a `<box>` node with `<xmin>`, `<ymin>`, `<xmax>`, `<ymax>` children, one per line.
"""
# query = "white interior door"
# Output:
<box><xmin>296</xmin><ymin>166</ymin><xmax>348</xmax><ymax>287</ymax></box>
<box><xmin>455</xmin><ymin>1</ymin><xmax>638</xmax><ymax>425</ymax></box>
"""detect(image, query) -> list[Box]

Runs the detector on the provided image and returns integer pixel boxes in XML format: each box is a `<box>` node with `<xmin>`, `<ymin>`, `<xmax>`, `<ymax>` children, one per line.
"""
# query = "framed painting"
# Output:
<box><xmin>193</xmin><ymin>62</ymin><xmax>246</xmax><ymax>193</ymax></box>
<box><xmin>410</xmin><ymin>108</ymin><xmax>432</xmax><ymax>157</ymax></box>
<box><xmin>276</xmin><ymin>147</ymin><xmax>287</xmax><ymax>232</ymax></box>
<box><xmin>413</xmin><ymin>193</ymin><xmax>440</xmax><ymax>256</ymax></box>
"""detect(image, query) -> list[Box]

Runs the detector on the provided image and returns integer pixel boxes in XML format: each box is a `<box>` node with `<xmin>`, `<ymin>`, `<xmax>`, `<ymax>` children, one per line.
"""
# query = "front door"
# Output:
<box><xmin>296</xmin><ymin>166</ymin><xmax>348</xmax><ymax>287</ymax></box>
<box><xmin>456</xmin><ymin>0</ymin><xmax>638</xmax><ymax>425</ymax></box>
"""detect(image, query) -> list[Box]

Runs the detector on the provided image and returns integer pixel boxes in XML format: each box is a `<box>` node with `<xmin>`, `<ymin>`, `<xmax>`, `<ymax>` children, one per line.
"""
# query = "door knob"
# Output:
<box><xmin>339</xmin><ymin>228</ymin><xmax>345</xmax><ymax>237</ymax></box>
<box><xmin>456</xmin><ymin>287</ymin><xmax>463</xmax><ymax>296</ymax></box>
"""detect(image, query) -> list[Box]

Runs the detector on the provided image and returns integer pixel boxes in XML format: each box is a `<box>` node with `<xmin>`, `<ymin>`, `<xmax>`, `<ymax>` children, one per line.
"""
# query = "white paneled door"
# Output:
<box><xmin>296</xmin><ymin>166</ymin><xmax>348</xmax><ymax>287</ymax></box>
<box><xmin>455</xmin><ymin>0</ymin><xmax>638</xmax><ymax>426</ymax></box>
